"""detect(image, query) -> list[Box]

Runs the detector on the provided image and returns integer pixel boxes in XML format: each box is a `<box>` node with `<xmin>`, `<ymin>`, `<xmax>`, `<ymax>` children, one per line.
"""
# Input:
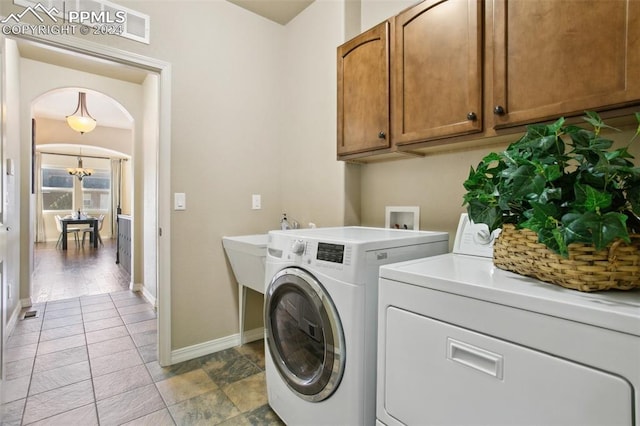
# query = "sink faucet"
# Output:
<box><xmin>281</xmin><ymin>213</ymin><xmax>300</xmax><ymax>230</ymax></box>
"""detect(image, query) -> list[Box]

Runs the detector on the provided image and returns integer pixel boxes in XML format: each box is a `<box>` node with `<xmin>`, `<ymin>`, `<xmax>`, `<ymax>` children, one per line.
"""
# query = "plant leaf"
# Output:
<box><xmin>466</xmin><ymin>199</ymin><xmax>502</xmax><ymax>232</ymax></box>
<box><xmin>563</xmin><ymin>211</ymin><xmax>629</xmax><ymax>250</ymax></box>
<box><xmin>574</xmin><ymin>184</ymin><xmax>611</xmax><ymax>212</ymax></box>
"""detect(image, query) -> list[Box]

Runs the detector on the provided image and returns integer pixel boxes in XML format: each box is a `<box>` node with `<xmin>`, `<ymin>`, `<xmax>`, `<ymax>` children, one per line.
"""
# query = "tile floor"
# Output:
<box><xmin>1</xmin><ymin>291</ymin><xmax>283</xmax><ymax>425</ymax></box>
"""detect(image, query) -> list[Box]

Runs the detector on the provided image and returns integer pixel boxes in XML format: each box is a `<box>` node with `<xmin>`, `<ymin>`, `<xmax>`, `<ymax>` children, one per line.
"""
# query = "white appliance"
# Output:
<box><xmin>264</xmin><ymin>227</ymin><xmax>449</xmax><ymax>425</ymax></box>
<box><xmin>377</xmin><ymin>214</ymin><xmax>640</xmax><ymax>426</ymax></box>
<box><xmin>222</xmin><ymin>234</ymin><xmax>268</xmax><ymax>344</ymax></box>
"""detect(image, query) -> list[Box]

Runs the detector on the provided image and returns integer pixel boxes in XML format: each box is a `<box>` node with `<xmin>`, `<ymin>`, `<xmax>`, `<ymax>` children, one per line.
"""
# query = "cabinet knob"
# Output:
<box><xmin>493</xmin><ymin>105</ymin><xmax>505</xmax><ymax>115</ymax></box>
<box><xmin>466</xmin><ymin>112</ymin><xmax>477</xmax><ymax>121</ymax></box>
<box><xmin>378</xmin><ymin>131</ymin><xmax>386</xmax><ymax>139</ymax></box>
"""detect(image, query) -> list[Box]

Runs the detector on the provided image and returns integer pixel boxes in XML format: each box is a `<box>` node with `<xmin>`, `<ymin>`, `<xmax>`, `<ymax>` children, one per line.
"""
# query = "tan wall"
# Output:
<box><xmin>2</xmin><ymin>0</ymin><xmax>295</xmax><ymax>350</ymax></box>
<box><xmin>360</xmin><ymin>126</ymin><xmax>640</xmax><ymax>251</ymax></box>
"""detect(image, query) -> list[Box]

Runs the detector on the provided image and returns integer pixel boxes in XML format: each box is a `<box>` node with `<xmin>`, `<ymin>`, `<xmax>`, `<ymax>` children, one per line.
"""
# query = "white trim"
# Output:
<box><xmin>130</xmin><ymin>281</ymin><xmax>142</xmax><ymax>292</ymax></box>
<box><xmin>141</xmin><ymin>284</ymin><xmax>156</xmax><ymax>308</ymax></box>
<box><xmin>4</xmin><ymin>31</ymin><xmax>172</xmax><ymax>366</ymax></box>
<box><xmin>170</xmin><ymin>327</ymin><xmax>264</xmax><ymax>365</ymax></box>
<box><xmin>243</xmin><ymin>327</ymin><xmax>265</xmax><ymax>343</ymax></box>
<box><xmin>6</xmin><ymin>299</ymin><xmax>24</xmax><ymax>336</ymax></box>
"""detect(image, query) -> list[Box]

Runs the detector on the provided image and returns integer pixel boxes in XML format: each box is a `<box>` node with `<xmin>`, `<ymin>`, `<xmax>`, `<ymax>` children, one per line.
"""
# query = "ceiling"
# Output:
<box><xmin>226</xmin><ymin>0</ymin><xmax>315</xmax><ymax>25</ymax></box>
<box><xmin>33</xmin><ymin>90</ymin><xmax>133</xmax><ymax>130</ymax></box>
<box><xmin>18</xmin><ymin>39</ymin><xmax>144</xmax><ymax>130</ymax></box>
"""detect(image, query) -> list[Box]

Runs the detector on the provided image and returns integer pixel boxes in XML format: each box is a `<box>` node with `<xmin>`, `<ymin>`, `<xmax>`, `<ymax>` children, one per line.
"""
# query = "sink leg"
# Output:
<box><xmin>239</xmin><ymin>284</ymin><xmax>247</xmax><ymax>345</ymax></box>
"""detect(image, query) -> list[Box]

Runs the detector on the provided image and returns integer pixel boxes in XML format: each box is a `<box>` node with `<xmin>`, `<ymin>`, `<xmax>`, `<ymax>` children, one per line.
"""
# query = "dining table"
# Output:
<box><xmin>61</xmin><ymin>217</ymin><xmax>99</xmax><ymax>250</ymax></box>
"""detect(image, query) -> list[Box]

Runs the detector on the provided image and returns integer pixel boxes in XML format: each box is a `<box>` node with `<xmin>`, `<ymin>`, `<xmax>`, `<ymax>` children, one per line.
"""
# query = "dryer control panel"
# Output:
<box><xmin>453</xmin><ymin>214</ymin><xmax>500</xmax><ymax>258</ymax></box>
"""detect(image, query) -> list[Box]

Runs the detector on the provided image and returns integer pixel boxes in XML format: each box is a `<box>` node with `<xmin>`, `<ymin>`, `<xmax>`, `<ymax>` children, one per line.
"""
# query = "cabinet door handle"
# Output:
<box><xmin>493</xmin><ymin>105</ymin><xmax>505</xmax><ymax>115</ymax></box>
<box><xmin>378</xmin><ymin>131</ymin><xmax>386</xmax><ymax>139</ymax></box>
<box><xmin>466</xmin><ymin>112</ymin><xmax>477</xmax><ymax>121</ymax></box>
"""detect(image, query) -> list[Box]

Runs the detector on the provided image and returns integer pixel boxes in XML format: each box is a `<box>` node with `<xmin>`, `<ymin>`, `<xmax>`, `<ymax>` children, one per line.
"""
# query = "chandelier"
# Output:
<box><xmin>67</xmin><ymin>157</ymin><xmax>93</xmax><ymax>181</ymax></box>
<box><xmin>66</xmin><ymin>92</ymin><xmax>97</xmax><ymax>134</ymax></box>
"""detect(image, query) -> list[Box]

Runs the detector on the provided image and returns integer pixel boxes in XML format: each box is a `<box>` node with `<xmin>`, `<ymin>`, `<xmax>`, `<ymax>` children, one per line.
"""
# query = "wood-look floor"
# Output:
<box><xmin>32</xmin><ymin>239</ymin><xmax>131</xmax><ymax>303</ymax></box>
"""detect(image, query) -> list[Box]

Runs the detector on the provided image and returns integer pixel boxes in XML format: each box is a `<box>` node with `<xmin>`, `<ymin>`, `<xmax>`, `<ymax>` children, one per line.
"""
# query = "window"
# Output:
<box><xmin>82</xmin><ymin>170</ymin><xmax>111</xmax><ymax>211</ymax></box>
<box><xmin>42</xmin><ymin>168</ymin><xmax>74</xmax><ymax>211</ymax></box>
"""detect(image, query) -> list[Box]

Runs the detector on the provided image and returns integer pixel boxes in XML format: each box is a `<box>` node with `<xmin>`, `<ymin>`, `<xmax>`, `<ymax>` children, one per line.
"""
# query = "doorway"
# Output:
<box><xmin>2</xmin><ymin>34</ymin><xmax>172</xmax><ymax>366</ymax></box>
<box><xmin>32</xmin><ymin>88</ymin><xmax>133</xmax><ymax>302</ymax></box>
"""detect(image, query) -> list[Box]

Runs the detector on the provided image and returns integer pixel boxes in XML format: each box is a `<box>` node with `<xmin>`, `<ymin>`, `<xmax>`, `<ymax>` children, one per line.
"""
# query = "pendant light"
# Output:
<box><xmin>66</xmin><ymin>92</ymin><xmax>97</xmax><ymax>134</ymax></box>
<box><xmin>67</xmin><ymin>156</ymin><xmax>93</xmax><ymax>181</ymax></box>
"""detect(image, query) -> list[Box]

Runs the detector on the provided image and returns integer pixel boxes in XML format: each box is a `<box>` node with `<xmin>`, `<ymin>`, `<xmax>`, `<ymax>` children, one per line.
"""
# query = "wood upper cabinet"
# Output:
<box><xmin>393</xmin><ymin>0</ymin><xmax>483</xmax><ymax>146</ymax></box>
<box><xmin>337</xmin><ymin>21</ymin><xmax>390</xmax><ymax>156</ymax></box>
<box><xmin>491</xmin><ymin>0</ymin><xmax>640</xmax><ymax>128</ymax></box>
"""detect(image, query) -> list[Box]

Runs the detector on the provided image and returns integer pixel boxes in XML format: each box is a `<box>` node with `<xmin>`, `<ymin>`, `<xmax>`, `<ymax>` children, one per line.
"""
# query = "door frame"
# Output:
<box><xmin>7</xmin><ymin>32</ymin><xmax>172</xmax><ymax>366</ymax></box>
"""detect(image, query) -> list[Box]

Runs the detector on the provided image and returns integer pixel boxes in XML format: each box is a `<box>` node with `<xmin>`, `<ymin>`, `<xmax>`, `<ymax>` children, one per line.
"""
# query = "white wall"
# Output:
<box><xmin>361</xmin><ymin>0</ymin><xmax>419</xmax><ymax>30</ymax></box>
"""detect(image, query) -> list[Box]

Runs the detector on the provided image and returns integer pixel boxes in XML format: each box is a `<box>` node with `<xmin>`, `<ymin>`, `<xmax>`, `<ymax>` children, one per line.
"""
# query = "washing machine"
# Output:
<box><xmin>377</xmin><ymin>214</ymin><xmax>640</xmax><ymax>426</ymax></box>
<box><xmin>264</xmin><ymin>226</ymin><xmax>449</xmax><ymax>425</ymax></box>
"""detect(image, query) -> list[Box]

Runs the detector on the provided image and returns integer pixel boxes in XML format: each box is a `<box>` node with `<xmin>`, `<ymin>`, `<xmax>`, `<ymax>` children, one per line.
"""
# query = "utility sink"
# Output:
<box><xmin>222</xmin><ymin>233</ymin><xmax>268</xmax><ymax>344</ymax></box>
<box><xmin>222</xmin><ymin>234</ymin><xmax>268</xmax><ymax>294</ymax></box>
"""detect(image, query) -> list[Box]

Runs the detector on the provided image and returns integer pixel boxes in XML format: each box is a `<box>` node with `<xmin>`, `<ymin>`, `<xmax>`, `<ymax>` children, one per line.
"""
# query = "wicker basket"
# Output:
<box><xmin>493</xmin><ymin>224</ymin><xmax>640</xmax><ymax>292</ymax></box>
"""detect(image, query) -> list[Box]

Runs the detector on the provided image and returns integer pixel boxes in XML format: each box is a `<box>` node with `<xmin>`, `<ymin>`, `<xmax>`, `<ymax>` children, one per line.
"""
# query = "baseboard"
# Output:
<box><xmin>6</xmin><ymin>301</ymin><xmax>24</xmax><ymax>337</ymax></box>
<box><xmin>170</xmin><ymin>327</ymin><xmax>264</xmax><ymax>365</ymax></box>
<box><xmin>130</xmin><ymin>281</ymin><xmax>143</xmax><ymax>292</ymax></box>
<box><xmin>20</xmin><ymin>298</ymin><xmax>33</xmax><ymax>308</ymax></box>
<box><xmin>243</xmin><ymin>327</ymin><xmax>265</xmax><ymax>344</ymax></box>
<box><xmin>141</xmin><ymin>286</ymin><xmax>157</xmax><ymax>308</ymax></box>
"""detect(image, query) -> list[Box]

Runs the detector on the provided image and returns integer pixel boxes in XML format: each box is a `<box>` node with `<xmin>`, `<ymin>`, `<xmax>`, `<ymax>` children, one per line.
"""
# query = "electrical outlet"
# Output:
<box><xmin>252</xmin><ymin>194</ymin><xmax>261</xmax><ymax>210</ymax></box>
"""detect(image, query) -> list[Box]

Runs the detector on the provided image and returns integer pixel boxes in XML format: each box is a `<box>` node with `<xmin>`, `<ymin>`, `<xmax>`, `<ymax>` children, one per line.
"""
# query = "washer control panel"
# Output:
<box><xmin>316</xmin><ymin>242</ymin><xmax>345</xmax><ymax>264</ymax></box>
<box><xmin>291</xmin><ymin>239</ymin><xmax>306</xmax><ymax>255</ymax></box>
<box><xmin>281</xmin><ymin>238</ymin><xmax>351</xmax><ymax>271</ymax></box>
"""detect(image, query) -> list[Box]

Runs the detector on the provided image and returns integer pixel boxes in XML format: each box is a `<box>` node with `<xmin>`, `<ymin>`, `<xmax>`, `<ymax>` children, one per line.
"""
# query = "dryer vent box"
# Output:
<box><xmin>385</xmin><ymin>206</ymin><xmax>420</xmax><ymax>230</ymax></box>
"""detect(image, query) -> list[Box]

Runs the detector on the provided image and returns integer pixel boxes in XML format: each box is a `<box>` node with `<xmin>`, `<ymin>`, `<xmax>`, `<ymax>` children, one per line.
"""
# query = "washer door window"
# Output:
<box><xmin>265</xmin><ymin>267</ymin><xmax>345</xmax><ymax>402</ymax></box>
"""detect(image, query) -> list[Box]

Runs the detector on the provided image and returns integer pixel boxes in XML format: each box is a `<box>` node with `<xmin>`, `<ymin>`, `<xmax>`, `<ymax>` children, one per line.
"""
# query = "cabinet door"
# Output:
<box><xmin>393</xmin><ymin>0</ymin><xmax>482</xmax><ymax>146</ymax></box>
<box><xmin>492</xmin><ymin>0</ymin><xmax>640</xmax><ymax>128</ymax></box>
<box><xmin>337</xmin><ymin>21</ymin><xmax>390</xmax><ymax>156</ymax></box>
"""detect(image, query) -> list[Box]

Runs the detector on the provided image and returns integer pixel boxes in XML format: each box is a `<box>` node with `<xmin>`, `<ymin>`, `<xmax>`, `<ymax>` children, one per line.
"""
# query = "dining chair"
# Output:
<box><xmin>55</xmin><ymin>215</ymin><xmax>81</xmax><ymax>248</ymax></box>
<box><xmin>82</xmin><ymin>214</ymin><xmax>105</xmax><ymax>247</ymax></box>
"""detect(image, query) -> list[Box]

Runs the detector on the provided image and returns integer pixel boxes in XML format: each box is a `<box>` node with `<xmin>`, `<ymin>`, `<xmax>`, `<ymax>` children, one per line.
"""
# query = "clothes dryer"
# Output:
<box><xmin>377</xmin><ymin>215</ymin><xmax>640</xmax><ymax>425</ymax></box>
<box><xmin>264</xmin><ymin>227</ymin><xmax>449</xmax><ymax>425</ymax></box>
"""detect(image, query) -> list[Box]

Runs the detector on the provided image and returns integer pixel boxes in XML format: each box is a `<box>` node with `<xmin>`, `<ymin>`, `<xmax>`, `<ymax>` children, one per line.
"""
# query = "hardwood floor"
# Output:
<box><xmin>32</xmin><ymin>239</ymin><xmax>131</xmax><ymax>303</ymax></box>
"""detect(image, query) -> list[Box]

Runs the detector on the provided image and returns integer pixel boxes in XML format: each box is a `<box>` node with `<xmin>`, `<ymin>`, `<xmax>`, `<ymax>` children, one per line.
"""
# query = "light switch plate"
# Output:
<box><xmin>174</xmin><ymin>192</ymin><xmax>186</xmax><ymax>210</ymax></box>
<box><xmin>252</xmin><ymin>194</ymin><xmax>261</xmax><ymax>210</ymax></box>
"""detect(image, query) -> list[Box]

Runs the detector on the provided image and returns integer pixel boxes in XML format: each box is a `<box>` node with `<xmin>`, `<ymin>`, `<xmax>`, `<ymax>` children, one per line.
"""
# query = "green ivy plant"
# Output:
<box><xmin>463</xmin><ymin>111</ymin><xmax>640</xmax><ymax>257</ymax></box>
